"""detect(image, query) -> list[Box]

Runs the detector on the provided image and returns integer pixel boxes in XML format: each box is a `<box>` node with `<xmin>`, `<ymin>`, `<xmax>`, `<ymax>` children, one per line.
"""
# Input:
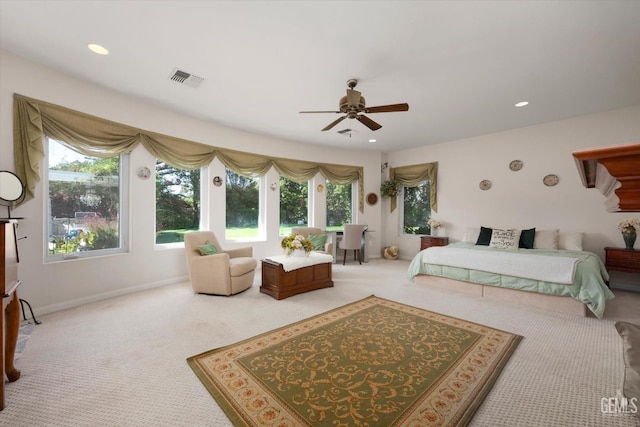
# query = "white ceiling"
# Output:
<box><xmin>1</xmin><ymin>1</ymin><xmax>639</xmax><ymax>153</ymax></box>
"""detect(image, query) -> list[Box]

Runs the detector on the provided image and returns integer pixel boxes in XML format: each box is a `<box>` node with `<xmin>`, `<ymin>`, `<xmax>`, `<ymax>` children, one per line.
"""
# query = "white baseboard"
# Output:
<box><xmin>32</xmin><ymin>276</ymin><xmax>190</xmax><ymax>316</ymax></box>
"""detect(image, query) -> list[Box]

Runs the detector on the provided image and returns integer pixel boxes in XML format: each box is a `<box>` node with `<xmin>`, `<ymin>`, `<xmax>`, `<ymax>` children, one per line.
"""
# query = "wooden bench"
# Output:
<box><xmin>260</xmin><ymin>254</ymin><xmax>333</xmax><ymax>300</ymax></box>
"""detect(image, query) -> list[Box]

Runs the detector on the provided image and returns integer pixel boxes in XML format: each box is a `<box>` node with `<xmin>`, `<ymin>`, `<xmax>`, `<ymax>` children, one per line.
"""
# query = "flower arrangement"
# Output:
<box><xmin>281</xmin><ymin>233</ymin><xmax>314</xmax><ymax>256</ymax></box>
<box><xmin>380</xmin><ymin>180</ymin><xmax>400</xmax><ymax>198</ymax></box>
<box><xmin>427</xmin><ymin>219</ymin><xmax>442</xmax><ymax>229</ymax></box>
<box><xmin>618</xmin><ymin>218</ymin><xmax>640</xmax><ymax>232</ymax></box>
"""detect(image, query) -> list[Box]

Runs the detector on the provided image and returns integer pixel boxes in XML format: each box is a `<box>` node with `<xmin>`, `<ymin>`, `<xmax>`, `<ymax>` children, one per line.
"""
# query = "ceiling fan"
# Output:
<box><xmin>299</xmin><ymin>79</ymin><xmax>409</xmax><ymax>131</ymax></box>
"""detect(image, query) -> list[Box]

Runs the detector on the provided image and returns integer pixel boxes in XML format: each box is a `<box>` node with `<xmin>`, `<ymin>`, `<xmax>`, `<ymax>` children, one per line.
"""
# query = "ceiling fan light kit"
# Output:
<box><xmin>300</xmin><ymin>79</ymin><xmax>409</xmax><ymax>132</ymax></box>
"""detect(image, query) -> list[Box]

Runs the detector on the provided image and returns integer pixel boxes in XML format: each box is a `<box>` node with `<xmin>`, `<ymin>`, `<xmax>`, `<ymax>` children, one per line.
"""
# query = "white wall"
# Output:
<box><xmin>0</xmin><ymin>50</ymin><xmax>383</xmax><ymax>314</ymax></box>
<box><xmin>386</xmin><ymin>106</ymin><xmax>640</xmax><ymax>264</ymax></box>
<box><xmin>2</xmin><ymin>49</ymin><xmax>639</xmax><ymax>315</ymax></box>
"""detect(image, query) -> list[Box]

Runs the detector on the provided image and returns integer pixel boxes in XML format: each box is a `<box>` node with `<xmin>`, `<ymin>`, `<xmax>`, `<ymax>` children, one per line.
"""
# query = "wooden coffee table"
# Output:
<box><xmin>261</xmin><ymin>253</ymin><xmax>333</xmax><ymax>300</ymax></box>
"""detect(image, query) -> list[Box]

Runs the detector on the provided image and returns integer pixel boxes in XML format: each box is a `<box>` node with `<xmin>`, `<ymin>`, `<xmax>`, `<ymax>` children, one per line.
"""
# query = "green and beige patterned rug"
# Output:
<box><xmin>187</xmin><ymin>296</ymin><xmax>522</xmax><ymax>426</ymax></box>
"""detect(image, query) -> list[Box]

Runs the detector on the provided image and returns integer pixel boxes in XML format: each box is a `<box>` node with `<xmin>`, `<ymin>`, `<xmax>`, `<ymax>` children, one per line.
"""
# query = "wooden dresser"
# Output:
<box><xmin>1</xmin><ymin>219</ymin><xmax>22</xmax><ymax>410</ymax></box>
<box><xmin>420</xmin><ymin>236</ymin><xmax>449</xmax><ymax>250</ymax></box>
<box><xmin>605</xmin><ymin>247</ymin><xmax>640</xmax><ymax>274</ymax></box>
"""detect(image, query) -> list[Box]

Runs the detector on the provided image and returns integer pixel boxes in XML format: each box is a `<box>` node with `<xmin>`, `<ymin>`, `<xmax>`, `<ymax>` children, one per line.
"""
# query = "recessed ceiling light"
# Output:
<box><xmin>369</xmin><ymin>139</ymin><xmax>376</xmax><ymax>143</ymax></box>
<box><xmin>88</xmin><ymin>44</ymin><xmax>109</xmax><ymax>55</ymax></box>
<box><xmin>515</xmin><ymin>101</ymin><xmax>529</xmax><ymax>108</ymax></box>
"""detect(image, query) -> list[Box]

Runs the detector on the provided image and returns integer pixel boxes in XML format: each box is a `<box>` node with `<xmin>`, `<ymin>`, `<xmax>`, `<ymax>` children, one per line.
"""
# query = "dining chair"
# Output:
<box><xmin>338</xmin><ymin>224</ymin><xmax>365</xmax><ymax>265</ymax></box>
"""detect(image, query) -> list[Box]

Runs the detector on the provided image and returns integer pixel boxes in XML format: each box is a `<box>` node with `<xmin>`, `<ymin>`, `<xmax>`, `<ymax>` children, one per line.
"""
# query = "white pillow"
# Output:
<box><xmin>462</xmin><ymin>227</ymin><xmax>480</xmax><ymax>243</ymax></box>
<box><xmin>534</xmin><ymin>229</ymin><xmax>559</xmax><ymax>249</ymax></box>
<box><xmin>559</xmin><ymin>232</ymin><xmax>584</xmax><ymax>251</ymax></box>
<box><xmin>489</xmin><ymin>228</ymin><xmax>522</xmax><ymax>250</ymax></box>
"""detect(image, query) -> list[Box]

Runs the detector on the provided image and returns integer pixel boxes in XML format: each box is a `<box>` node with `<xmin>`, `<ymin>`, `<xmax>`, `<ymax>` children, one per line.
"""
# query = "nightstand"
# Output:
<box><xmin>604</xmin><ymin>247</ymin><xmax>640</xmax><ymax>274</ymax></box>
<box><xmin>420</xmin><ymin>236</ymin><xmax>449</xmax><ymax>250</ymax></box>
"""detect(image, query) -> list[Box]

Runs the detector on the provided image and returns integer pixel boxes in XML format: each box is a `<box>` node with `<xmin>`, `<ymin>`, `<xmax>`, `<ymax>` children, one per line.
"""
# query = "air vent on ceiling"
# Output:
<box><xmin>337</xmin><ymin>128</ymin><xmax>357</xmax><ymax>137</ymax></box>
<box><xmin>169</xmin><ymin>68</ymin><xmax>205</xmax><ymax>88</ymax></box>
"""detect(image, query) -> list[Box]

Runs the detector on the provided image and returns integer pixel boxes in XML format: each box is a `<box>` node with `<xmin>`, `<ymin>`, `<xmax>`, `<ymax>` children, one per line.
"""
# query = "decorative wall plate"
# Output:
<box><xmin>509</xmin><ymin>160</ymin><xmax>523</xmax><ymax>171</ymax></box>
<box><xmin>213</xmin><ymin>176</ymin><xmax>223</xmax><ymax>187</ymax></box>
<box><xmin>479</xmin><ymin>180</ymin><xmax>492</xmax><ymax>191</ymax></box>
<box><xmin>317</xmin><ymin>184</ymin><xmax>324</xmax><ymax>193</ymax></box>
<box><xmin>366</xmin><ymin>193</ymin><xmax>378</xmax><ymax>206</ymax></box>
<box><xmin>543</xmin><ymin>174</ymin><xmax>559</xmax><ymax>186</ymax></box>
<box><xmin>136</xmin><ymin>166</ymin><xmax>151</xmax><ymax>180</ymax></box>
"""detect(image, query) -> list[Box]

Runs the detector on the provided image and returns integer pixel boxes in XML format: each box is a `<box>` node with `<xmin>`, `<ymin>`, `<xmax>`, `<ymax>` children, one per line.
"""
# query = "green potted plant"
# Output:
<box><xmin>380</xmin><ymin>180</ymin><xmax>400</xmax><ymax>198</ymax></box>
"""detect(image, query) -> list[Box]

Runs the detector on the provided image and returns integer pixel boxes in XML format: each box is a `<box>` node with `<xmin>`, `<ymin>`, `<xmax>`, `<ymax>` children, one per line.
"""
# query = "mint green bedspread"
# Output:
<box><xmin>408</xmin><ymin>242</ymin><xmax>615</xmax><ymax>318</ymax></box>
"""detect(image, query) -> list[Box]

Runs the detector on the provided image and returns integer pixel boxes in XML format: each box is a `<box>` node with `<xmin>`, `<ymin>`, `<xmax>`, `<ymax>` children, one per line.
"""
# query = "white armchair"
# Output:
<box><xmin>184</xmin><ymin>231</ymin><xmax>257</xmax><ymax>295</ymax></box>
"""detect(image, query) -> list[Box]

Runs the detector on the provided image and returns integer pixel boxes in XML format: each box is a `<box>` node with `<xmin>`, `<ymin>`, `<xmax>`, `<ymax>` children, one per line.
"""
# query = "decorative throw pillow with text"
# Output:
<box><xmin>489</xmin><ymin>229</ymin><xmax>522</xmax><ymax>250</ymax></box>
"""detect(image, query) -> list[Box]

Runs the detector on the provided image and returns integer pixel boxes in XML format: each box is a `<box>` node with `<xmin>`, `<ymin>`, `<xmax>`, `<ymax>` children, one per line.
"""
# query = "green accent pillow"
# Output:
<box><xmin>519</xmin><ymin>228</ymin><xmax>536</xmax><ymax>249</ymax></box>
<box><xmin>197</xmin><ymin>242</ymin><xmax>218</xmax><ymax>256</ymax></box>
<box><xmin>308</xmin><ymin>234</ymin><xmax>327</xmax><ymax>251</ymax></box>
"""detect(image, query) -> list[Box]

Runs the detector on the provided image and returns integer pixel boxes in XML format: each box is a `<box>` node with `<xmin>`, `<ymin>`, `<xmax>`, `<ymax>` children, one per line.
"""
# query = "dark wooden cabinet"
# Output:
<box><xmin>1</xmin><ymin>220</ymin><xmax>21</xmax><ymax>410</ymax></box>
<box><xmin>420</xmin><ymin>236</ymin><xmax>449</xmax><ymax>250</ymax></box>
<box><xmin>604</xmin><ymin>247</ymin><xmax>640</xmax><ymax>274</ymax></box>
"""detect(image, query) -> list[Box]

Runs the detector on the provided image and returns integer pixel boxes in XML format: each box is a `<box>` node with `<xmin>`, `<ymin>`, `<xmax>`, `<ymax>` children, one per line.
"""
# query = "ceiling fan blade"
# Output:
<box><xmin>346</xmin><ymin>89</ymin><xmax>361</xmax><ymax>107</ymax></box>
<box><xmin>322</xmin><ymin>116</ymin><xmax>346</xmax><ymax>131</ymax></box>
<box><xmin>300</xmin><ymin>110</ymin><xmax>341</xmax><ymax>114</ymax></box>
<box><xmin>364</xmin><ymin>103</ymin><xmax>409</xmax><ymax>114</ymax></box>
<box><xmin>356</xmin><ymin>114</ymin><xmax>382</xmax><ymax>131</ymax></box>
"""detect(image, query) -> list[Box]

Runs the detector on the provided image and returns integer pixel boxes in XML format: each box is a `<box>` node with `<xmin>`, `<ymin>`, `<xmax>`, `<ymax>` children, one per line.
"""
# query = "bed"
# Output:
<box><xmin>408</xmin><ymin>228</ymin><xmax>615</xmax><ymax>318</ymax></box>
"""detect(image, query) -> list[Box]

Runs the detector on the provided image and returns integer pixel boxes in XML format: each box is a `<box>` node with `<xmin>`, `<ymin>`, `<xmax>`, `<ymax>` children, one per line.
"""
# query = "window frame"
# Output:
<box><xmin>44</xmin><ymin>137</ymin><xmax>130</xmax><ymax>262</ymax></box>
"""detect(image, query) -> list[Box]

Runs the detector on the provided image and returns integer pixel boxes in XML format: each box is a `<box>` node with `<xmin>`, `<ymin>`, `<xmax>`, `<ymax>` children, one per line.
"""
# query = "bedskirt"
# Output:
<box><xmin>414</xmin><ymin>274</ymin><xmax>588</xmax><ymax>317</ymax></box>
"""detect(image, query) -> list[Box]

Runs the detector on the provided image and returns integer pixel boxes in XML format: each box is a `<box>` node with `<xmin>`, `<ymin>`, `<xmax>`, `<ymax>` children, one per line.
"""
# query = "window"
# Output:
<box><xmin>279</xmin><ymin>176</ymin><xmax>308</xmax><ymax>235</ymax></box>
<box><xmin>46</xmin><ymin>138</ymin><xmax>128</xmax><ymax>259</ymax></box>
<box><xmin>401</xmin><ymin>181</ymin><xmax>431</xmax><ymax>235</ymax></box>
<box><xmin>326</xmin><ymin>181</ymin><xmax>352</xmax><ymax>231</ymax></box>
<box><xmin>155</xmin><ymin>161</ymin><xmax>201</xmax><ymax>244</ymax></box>
<box><xmin>225</xmin><ymin>169</ymin><xmax>260</xmax><ymax>239</ymax></box>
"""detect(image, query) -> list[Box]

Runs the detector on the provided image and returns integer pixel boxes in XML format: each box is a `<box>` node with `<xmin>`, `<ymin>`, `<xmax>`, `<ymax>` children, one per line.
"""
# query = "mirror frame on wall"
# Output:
<box><xmin>0</xmin><ymin>171</ymin><xmax>26</xmax><ymax>218</ymax></box>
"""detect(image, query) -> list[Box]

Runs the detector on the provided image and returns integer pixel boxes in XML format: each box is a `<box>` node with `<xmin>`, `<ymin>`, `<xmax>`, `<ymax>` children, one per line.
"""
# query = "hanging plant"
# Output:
<box><xmin>380</xmin><ymin>180</ymin><xmax>400</xmax><ymax>198</ymax></box>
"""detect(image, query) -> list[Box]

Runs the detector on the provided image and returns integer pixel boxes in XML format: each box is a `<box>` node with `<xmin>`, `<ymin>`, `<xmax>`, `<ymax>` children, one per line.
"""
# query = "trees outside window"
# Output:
<box><xmin>46</xmin><ymin>138</ymin><xmax>127</xmax><ymax>259</ymax></box>
<box><xmin>155</xmin><ymin>162</ymin><xmax>201</xmax><ymax>244</ymax></box>
<box><xmin>402</xmin><ymin>181</ymin><xmax>431</xmax><ymax>235</ymax></box>
<box><xmin>225</xmin><ymin>169</ymin><xmax>260</xmax><ymax>239</ymax></box>
<box><xmin>326</xmin><ymin>181</ymin><xmax>352</xmax><ymax>231</ymax></box>
<box><xmin>279</xmin><ymin>176</ymin><xmax>308</xmax><ymax>235</ymax></box>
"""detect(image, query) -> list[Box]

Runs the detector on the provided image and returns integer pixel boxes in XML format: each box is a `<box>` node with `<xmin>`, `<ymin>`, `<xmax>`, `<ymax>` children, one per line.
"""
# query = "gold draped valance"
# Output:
<box><xmin>12</xmin><ymin>94</ymin><xmax>364</xmax><ymax>211</ymax></box>
<box><xmin>389</xmin><ymin>162</ymin><xmax>438</xmax><ymax>213</ymax></box>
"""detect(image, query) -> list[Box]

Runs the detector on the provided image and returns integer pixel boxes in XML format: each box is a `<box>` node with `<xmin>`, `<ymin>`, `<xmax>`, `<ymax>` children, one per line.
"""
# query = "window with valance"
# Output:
<box><xmin>12</xmin><ymin>94</ymin><xmax>365</xmax><ymax>212</ymax></box>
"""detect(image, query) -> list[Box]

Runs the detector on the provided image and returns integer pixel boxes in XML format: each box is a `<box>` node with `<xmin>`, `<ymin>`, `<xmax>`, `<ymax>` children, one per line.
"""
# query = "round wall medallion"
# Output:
<box><xmin>366</xmin><ymin>193</ymin><xmax>378</xmax><ymax>206</ymax></box>
<box><xmin>479</xmin><ymin>180</ymin><xmax>492</xmax><ymax>191</ymax></box>
<box><xmin>317</xmin><ymin>184</ymin><xmax>324</xmax><ymax>193</ymax></box>
<box><xmin>543</xmin><ymin>174</ymin><xmax>559</xmax><ymax>186</ymax></box>
<box><xmin>213</xmin><ymin>176</ymin><xmax>223</xmax><ymax>187</ymax></box>
<box><xmin>509</xmin><ymin>160</ymin><xmax>523</xmax><ymax>171</ymax></box>
<box><xmin>136</xmin><ymin>166</ymin><xmax>151</xmax><ymax>180</ymax></box>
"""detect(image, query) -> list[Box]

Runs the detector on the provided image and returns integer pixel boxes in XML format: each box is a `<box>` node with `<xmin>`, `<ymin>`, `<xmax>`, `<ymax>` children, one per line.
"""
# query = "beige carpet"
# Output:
<box><xmin>3</xmin><ymin>259</ymin><xmax>640</xmax><ymax>426</ymax></box>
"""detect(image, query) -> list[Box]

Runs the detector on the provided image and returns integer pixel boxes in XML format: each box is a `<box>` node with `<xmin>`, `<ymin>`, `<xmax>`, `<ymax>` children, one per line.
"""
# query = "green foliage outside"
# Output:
<box><xmin>155</xmin><ymin>162</ymin><xmax>201</xmax><ymax>241</ymax></box>
<box><xmin>50</xmin><ymin>149</ymin><xmax>355</xmax><ymax>247</ymax></box>
<box><xmin>403</xmin><ymin>182</ymin><xmax>432</xmax><ymax>235</ymax></box>
<box><xmin>279</xmin><ymin>176</ymin><xmax>308</xmax><ymax>232</ymax></box>
<box><xmin>226</xmin><ymin>170</ymin><xmax>259</xmax><ymax>238</ymax></box>
<box><xmin>48</xmin><ymin>153</ymin><xmax>121</xmax><ymax>255</ymax></box>
<box><xmin>326</xmin><ymin>182</ymin><xmax>352</xmax><ymax>228</ymax></box>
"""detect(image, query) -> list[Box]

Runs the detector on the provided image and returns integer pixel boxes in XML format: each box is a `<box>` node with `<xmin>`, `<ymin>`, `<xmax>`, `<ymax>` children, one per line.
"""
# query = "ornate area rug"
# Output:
<box><xmin>187</xmin><ymin>296</ymin><xmax>522</xmax><ymax>426</ymax></box>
